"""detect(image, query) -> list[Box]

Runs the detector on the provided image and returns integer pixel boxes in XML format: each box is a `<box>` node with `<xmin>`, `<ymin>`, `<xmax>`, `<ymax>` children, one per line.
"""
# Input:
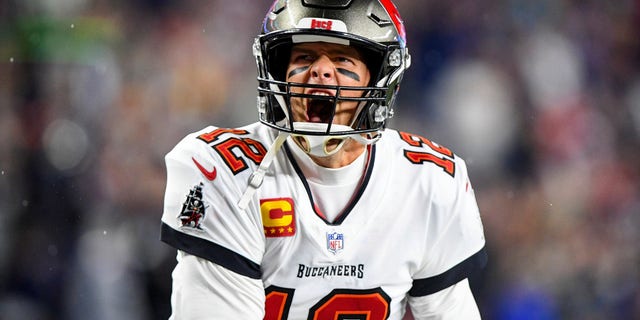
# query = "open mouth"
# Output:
<box><xmin>306</xmin><ymin>92</ymin><xmax>335</xmax><ymax>123</ymax></box>
<box><xmin>307</xmin><ymin>99</ymin><xmax>334</xmax><ymax>123</ymax></box>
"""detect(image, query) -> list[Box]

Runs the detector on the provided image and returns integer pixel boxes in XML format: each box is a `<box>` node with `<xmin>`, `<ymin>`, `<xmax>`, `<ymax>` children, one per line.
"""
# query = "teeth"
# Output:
<box><xmin>311</xmin><ymin>92</ymin><xmax>331</xmax><ymax>96</ymax></box>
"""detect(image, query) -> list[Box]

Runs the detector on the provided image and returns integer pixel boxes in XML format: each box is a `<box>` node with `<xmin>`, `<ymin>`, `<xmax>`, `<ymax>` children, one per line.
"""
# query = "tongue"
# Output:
<box><xmin>307</xmin><ymin>99</ymin><xmax>333</xmax><ymax>123</ymax></box>
<box><xmin>309</xmin><ymin>114</ymin><xmax>323</xmax><ymax>122</ymax></box>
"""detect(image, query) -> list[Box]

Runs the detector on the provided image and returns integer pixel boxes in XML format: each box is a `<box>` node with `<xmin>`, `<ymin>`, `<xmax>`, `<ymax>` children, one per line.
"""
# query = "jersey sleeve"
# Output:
<box><xmin>407</xmin><ymin>278</ymin><xmax>481</xmax><ymax>319</ymax></box>
<box><xmin>160</xmin><ymin>128</ymin><xmax>265</xmax><ymax>279</ymax></box>
<box><xmin>170</xmin><ymin>251</ymin><xmax>265</xmax><ymax>319</ymax></box>
<box><xmin>410</xmin><ymin>157</ymin><xmax>487</xmax><ymax>297</ymax></box>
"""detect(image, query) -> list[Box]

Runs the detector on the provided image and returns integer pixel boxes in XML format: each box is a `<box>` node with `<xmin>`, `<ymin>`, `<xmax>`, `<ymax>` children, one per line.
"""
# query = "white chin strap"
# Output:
<box><xmin>238</xmin><ymin>131</ymin><xmax>289</xmax><ymax>210</ymax></box>
<box><xmin>292</xmin><ymin>122</ymin><xmax>379</xmax><ymax>157</ymax></box>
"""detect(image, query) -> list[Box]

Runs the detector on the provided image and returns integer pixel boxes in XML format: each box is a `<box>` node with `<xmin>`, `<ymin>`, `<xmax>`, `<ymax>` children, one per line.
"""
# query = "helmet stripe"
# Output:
<box><xmin>378</xmin><ymin>0</ymin><xmax>406</xmax><ymax>43</ymax></box>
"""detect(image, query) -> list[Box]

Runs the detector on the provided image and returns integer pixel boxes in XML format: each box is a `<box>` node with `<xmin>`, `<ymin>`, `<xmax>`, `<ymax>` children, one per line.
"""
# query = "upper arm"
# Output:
<box><xmin>407</xmin><ymin>279</ymin><xmax>480</xmax><ymax>320</ymax></box>
<box><xmin>170</xmin><ymin>251</ymin><xmax>265</xmax><ymax>319</ymax></box>
<box><xmin>405</xmin><ymin>158</ymin><xmax>487</xmax><ymax>320</ymax></box>
<box><xmin>161</xmin><ymin>130</ymin><xmax>267</xmax><ymax>318</ymax></box>
<box><xmin>160</xmin><ymin>131</ymin><xmax>265</xmax><ymax>278</ymax></box>
<box><xmin>411</xmin><ymin>158</ymin><xmax>487</xmax><ymax>296</ymax></box>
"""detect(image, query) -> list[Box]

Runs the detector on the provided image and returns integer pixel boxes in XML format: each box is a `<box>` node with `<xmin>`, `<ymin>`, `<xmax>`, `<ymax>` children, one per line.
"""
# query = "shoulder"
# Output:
<box><xmin>377</xmin><ymin>129</ymin><xmax>473</xmax><ymax>204</ymax></box>
<box><xmin>378</xmin><ymin>128</ymin><xmax>469</xmax><ymax>178</ymax></box>
<box><xmin>168</xmin><ymin>123</ymin><xmax>273</xmax><ymax>157</ymax></box>
<box><xmin>161</xmin><ymin>123</ymin><xmax>272</xmax><ymax>273</ymax></box>
<box><xmin>163</xmin><ymin>122</ymin><xmax>278</xmax><ymax>208</ymax></box>
<box><xmin>379</xmin><ymin>131</ymin><xmax>486</xmax><ymax>286</ymax></box>
<box><xmin>166</xmin><ymin>123</ymin><xmax>276</xmax><ymax>172</ymax></box>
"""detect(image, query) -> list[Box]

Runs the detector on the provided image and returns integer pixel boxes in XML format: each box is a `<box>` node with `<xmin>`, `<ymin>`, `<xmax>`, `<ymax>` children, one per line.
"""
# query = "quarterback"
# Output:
<box><xmin>161</xmin><ymin>0</ymin><xmax>487</xmax><ymax>319</ymax></box>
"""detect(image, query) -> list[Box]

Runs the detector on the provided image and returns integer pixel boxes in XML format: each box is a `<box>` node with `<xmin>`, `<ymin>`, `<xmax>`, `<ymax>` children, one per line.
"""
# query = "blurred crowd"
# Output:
<box><xmin>1</xmin><ymin>0</ymin><xmax>639</xmax><ymax>319</ymax></box>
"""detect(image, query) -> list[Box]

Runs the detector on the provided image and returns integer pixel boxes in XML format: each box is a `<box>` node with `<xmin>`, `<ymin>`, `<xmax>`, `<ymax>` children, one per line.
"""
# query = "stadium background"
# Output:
<box><xmin>1</xmin><ymin>0</ymin><xmax>639</xmax><ymax>319</ymax></box>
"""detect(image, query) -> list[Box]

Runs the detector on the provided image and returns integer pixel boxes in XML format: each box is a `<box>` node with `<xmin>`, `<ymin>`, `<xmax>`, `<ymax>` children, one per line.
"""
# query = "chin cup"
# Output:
<box><xmin>291</xmin><ymin>122</ymin><xmax>380</xmax><ymax>157</ymax></box>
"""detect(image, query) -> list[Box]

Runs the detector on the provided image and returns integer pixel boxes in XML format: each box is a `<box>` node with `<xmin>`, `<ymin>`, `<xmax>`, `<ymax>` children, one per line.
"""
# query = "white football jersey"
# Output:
<box><xmin>161</xmin><ymin>122</ymin><xmax>487</xmax><ymax>319</ymax></box>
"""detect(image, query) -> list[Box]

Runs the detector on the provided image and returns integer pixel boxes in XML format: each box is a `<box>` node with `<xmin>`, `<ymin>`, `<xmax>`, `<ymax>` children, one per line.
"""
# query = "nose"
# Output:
<box><xmin>309</xmin><ymin>55</ymin><xmax>335</xmax><ymax>83</ymax></box>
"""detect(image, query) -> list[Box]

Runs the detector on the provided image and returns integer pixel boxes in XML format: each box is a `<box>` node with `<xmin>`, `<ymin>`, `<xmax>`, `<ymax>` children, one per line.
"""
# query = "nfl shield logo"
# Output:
<box><xmin>326</xmin><ymin>232</ymin><xmax>344</xmax><ymax>254</ymax></box>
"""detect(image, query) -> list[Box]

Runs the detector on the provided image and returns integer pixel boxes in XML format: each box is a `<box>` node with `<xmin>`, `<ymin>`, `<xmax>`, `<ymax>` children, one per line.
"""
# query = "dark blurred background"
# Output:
<box><xmin>1</xmin><ymin>0</ymin><xmax>639</xmax><ymax>319</ymax></box>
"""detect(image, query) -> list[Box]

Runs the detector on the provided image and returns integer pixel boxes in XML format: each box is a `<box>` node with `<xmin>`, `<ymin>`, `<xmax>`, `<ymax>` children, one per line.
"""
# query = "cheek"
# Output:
<box><xmin>286</xmin><ymin>65</ymin><xmax>310</xmax><ymax>84</ymax></box>
<box><xmin>360</xmin><ymin>68</ymin><xmax>371</xmax><ymax>86</ymax></box>
<box><xmin>289</xmin><ymin>97</ymin><xmax>306</xmax><ymax>118</ymax></box>
<box><xmin>341</xmin><ymin>67</ymin><xmax>370</xmax><ymax>92</ymax></box>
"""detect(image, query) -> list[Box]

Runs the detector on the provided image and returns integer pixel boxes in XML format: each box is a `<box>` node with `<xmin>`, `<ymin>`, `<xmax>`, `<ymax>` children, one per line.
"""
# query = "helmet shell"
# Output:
<box><xmin>262</xmin><ymin>0</ymin><xmax>406</xmax><ymax>47</ymax></box>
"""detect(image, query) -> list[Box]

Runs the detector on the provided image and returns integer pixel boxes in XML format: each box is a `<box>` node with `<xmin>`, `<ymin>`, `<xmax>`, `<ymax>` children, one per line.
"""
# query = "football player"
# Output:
<box><xmin>161</xmin><ymin>0</ymin><xmax>488</xmax><ymax>319</ymax></box>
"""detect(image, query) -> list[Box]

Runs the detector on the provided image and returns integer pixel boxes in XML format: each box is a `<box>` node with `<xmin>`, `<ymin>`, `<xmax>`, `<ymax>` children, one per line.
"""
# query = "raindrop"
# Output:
<box><xmin>48</xmin><ymin>245</ymin><xmax>58</xmax><ymax>256</ymax></box>
<box><xmin>43</xmin><ymin>119</ymin><xmax>90</xmax><ymax>171</ymax></box>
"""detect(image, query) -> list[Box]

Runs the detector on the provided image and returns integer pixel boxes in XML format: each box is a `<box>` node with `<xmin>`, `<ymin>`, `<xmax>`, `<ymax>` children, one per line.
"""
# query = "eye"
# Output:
<box><xmin>336</xmin><ymin>56</ymin><xmax>354</xmax><ymax>64</ymax></box>
<box><xmin>292</xmin><ymin>53</ymin><xmax>314</xmax><ymax>63</ymax></box>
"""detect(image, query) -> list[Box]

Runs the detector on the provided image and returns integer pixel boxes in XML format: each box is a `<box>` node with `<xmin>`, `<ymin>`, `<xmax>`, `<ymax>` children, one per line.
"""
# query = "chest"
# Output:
<box><xmin>256</xmin><ymin>172</ymin><xmax>428</xmax><ymax>319</ymax></box>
